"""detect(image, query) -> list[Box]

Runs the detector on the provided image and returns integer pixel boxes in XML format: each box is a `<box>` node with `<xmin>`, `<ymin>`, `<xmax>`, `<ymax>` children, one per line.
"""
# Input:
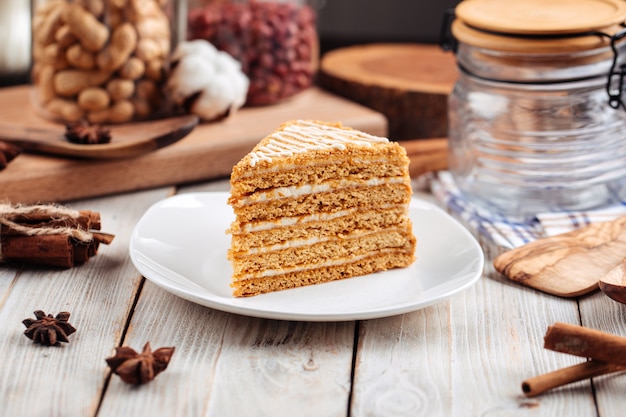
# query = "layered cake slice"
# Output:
<box><xmin>227</xmin><ymin>120</ymin><xmax>416</xmax><ymax>297</ymax></box>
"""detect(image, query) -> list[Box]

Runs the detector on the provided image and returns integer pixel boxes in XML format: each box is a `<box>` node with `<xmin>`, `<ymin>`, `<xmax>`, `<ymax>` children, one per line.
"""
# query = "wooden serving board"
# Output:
<box><xmin>0</xmin><ymin>85</ymin><xmax>387</xmax><ymax>204</ymax></box>
<box><xmin>493</xmin><ymin>215</ymin><xmax>626</xmax><ymax>298</ymax></box>
<box><xmin>319</xmin><ymin>43</ymin><xmax>458</xmax><ymax>140</ymax></box>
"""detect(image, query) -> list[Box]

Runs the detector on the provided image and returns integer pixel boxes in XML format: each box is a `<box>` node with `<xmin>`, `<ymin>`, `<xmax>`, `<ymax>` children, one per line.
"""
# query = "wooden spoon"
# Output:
<box><xmin>599</xmin><ymin>260</ymin><xmax>626</xmax><ymax>304</ymax></box>
<box><xmin>0</xmin><ymin>114</ymin><xmax>199</xmax><ymax>159</ymax></box>
<box><xmin>494</xmin><ymin>215</ymin><xmax>626</xmax><ymax>298</ymax></box>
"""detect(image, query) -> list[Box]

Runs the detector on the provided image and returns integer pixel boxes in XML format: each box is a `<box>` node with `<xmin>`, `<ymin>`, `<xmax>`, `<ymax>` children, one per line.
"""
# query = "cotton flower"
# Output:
<box><xmin>166</xmin><ymin>40</ymin><xmax>249</xmax><ymax>121</ymax></box>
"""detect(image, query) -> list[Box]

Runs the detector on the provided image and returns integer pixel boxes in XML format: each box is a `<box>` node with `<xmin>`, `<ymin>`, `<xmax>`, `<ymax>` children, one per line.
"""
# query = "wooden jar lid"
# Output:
<box><xmin>454</xmin><ymin>0</ymin><xmax>626</xmax><ymax>52</ymax></box>
<box><xmin>456</xmin><ymin>0</ymin><xmax>626</xmax><ymax>34</ymax></box>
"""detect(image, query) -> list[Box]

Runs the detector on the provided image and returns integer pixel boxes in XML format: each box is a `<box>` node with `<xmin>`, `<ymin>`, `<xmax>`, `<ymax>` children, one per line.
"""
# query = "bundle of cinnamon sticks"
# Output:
<box><xmin>522</xmin><ymin>322</ymin><xmax>626</xmax><ymax>397</ymax></box>
<box><xmin>0</xmin><ymin>203</ymin><xmax>114</xmax><ymax>268</ymax></box>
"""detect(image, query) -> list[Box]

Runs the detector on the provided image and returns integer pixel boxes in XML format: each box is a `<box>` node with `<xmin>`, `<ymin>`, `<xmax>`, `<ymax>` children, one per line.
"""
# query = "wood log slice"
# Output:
<box><xmin>319</xmin><ymin>43</ymin><xmax>458</xmax><ymax>140</ymax></box>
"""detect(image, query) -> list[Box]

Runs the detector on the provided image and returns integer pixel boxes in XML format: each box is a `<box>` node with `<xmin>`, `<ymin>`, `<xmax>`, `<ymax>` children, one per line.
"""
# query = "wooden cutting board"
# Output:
<box><xmin>0</xmin><ymin>85</ymin><xmax>387</xmax><ymax>204</ymax></box>
<box><xmin>319</xmin><ymin>43</ymin><xmax>458</xmax><ymax>140</ymax></box>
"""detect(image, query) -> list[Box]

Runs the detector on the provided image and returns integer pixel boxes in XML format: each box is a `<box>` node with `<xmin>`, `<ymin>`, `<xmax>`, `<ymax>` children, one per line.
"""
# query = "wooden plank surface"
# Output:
<box><xmin>350</xmin><ymin>265</ymin><xmax>596</xmax><ymax>417</ymax></box>
<box><xmin>0</xmin><ymin>176</ymin><xmax>622</xmax><ymax>416</ymax></box>
<box><xmin>351</xmin><ymin>303</ymin><xmax>453</xmax><ymax>416</ymax></box>
<box><xmin>0</xmin><ymin>187</ymin><xmax>172</xmax><ymax>417</ymax></box>
<box><xmin>0</xmin><ymin>85</ymin><xmax>387</xmax><ymax>204</ymax></box>
<box><xmin>98</xmin><ymin>180</ymin><xmax>356</xmax><ymax>417</ymax></box>
<box><xmin>444</xmin><ymin>265</ymin><xmax>595</xmax><ymax>416</ymax></box>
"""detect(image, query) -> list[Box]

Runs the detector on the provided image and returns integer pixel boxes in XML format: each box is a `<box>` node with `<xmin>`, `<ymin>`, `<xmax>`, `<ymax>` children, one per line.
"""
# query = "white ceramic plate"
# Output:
<box><xmin>129</xmin><ymin>192</ymin><xmax>484</xmax><ymax>321</ymax></box>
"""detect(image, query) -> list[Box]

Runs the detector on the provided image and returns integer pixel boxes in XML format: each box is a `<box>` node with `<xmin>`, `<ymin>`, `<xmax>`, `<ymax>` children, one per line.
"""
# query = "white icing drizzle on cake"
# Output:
<box><xmin>249</xmin><ymin>120</ymin><xmax>389</xmax><ymax>167</ymax></box>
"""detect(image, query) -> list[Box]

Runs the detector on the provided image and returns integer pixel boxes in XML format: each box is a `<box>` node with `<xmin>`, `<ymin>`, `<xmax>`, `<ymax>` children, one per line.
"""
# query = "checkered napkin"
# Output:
<box><xmin>431</xmin><ymin>171</ymin><xmax>626</xmax><ymax>249</ymax></box>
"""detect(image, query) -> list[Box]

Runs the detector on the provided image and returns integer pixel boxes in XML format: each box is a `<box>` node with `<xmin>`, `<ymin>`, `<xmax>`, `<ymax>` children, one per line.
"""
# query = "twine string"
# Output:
<box><xmin>0</xmin><ymin>203</ymin><xmax>94</xmax><ymax>260</ymax></box>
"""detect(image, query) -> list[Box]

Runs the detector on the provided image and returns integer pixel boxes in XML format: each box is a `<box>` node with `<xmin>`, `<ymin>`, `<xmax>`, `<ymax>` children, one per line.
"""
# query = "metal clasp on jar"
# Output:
<box><xmin>606</xmin><ymin>28</ymin><xmax>626</xmax><ymax>110</ymax></box>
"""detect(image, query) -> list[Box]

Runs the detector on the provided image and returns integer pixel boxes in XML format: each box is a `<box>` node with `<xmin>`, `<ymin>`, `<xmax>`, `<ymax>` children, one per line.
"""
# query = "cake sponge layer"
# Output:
<box><xmin>230</xmin><ymin>227</ymin><xmax>415</xmax><ymax>279</ymax></box>
<box><xmin>230</xmin><ymin>152</ymin><xmax>408</xmax><ymax>197</ymax></box>
<box><xmin>229</xmin><ymin>206</ymin><xmax>409</xmax><ymax>253</ymax></box>
<box><xmin>231</xmin><ymin>182</ymin><xmax>412</xmax><ymax>222</ymax></box>
<box><xmin>231</xmin><ymin>252</ymin><xmax>416</xmax><ymax>297</ymax></box>
<box><xmin>227</xmin><ymin>120</ymin><xmax>417</xmax><ymax>297</ymax></box>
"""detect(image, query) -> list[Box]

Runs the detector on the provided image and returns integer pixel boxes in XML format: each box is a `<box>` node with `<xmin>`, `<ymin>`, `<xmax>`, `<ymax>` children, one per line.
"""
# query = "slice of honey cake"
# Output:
<box><xmin>227</xmin><ymin>120</ymin><xmax>416</xmax><ymax>297</ymax></box>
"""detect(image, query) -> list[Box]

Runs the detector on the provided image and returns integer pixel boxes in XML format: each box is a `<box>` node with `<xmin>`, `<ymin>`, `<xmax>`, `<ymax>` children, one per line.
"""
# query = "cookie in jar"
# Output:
<box><xmin>31</xmin><ymin>0</ymin><xmax>177</xmax><ymax>123</ymax></box>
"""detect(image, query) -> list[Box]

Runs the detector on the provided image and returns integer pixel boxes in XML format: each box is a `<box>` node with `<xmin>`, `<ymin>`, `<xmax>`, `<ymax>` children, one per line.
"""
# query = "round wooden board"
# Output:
<box><xmin>319</xmin><ymin>43</ymin><xmax>458</xmax><ymax>140</ymax></box>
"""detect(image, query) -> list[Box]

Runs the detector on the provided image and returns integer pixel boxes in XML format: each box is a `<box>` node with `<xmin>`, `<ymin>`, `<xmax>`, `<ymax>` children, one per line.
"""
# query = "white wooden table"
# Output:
<box><xmin>1</xmin><ymin>177</ymin><xmax>625</xmax><ymax>417</ymax></box>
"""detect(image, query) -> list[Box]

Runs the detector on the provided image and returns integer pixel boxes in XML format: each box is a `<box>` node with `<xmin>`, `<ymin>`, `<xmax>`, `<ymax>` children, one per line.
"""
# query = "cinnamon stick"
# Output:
<box><xmin>73</xmin><ymin>232</ymin><xmax>114</xmax><ymax>264</ymax></box>
<box><xmin>522</xmin><ymin>360</ymin><xmax>626</xmax><ymax>397</ymax></box>
<box><xmin>2</xmin><ymin>234</ymin><xmax>74</xmax><ymax>268</ymax></box>
<box><xmin>72</xmin><ymin>240</ymin><xmax>93</xmax><ymax>265</ymax></box>
<box><xmin>0</xmin><ymin>205</ymin><xmax>114</xmax><ymax>268</ymax></box>
<box><xmin>400</xmin><ymin>138</ymin><xmax>448</xmax><ymax>178</ymax></box>
<box><xmin>544</xmin><ymin>322</ymin><xmax>626</xmax><ymax>367</ymax></box>
<box><xmin>72</xmin><ymin>210</ymin><xmax>102</xmax><ymax>264</ymax></box>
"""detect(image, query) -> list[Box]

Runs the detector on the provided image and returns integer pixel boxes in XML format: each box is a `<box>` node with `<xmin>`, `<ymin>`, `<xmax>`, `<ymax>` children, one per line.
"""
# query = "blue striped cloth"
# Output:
<box><xmin>431</xmin><ymin>171</ymin><xmax>626</xmax><ymax>249</ymax></box>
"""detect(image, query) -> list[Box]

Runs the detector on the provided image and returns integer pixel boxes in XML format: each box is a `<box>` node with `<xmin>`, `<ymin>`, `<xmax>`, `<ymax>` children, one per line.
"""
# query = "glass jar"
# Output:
<box><xmin>0</xmin><ymin>0</ymin><xmax>31</xmax><ymax>85</ymax></box>
<box><xmin>448</xmin><ymin>0</ymin><xmax>626</xmax><ymax>219</ymax></box>
<box><xmin>187</xmin><ymin>0</ymin><xmax>318</xmax><ymax>106</ymax></box>
<box><xmin>31</xmin><ymin>0</ymin><xmax>181</xmax><ymax>124</ymax></box>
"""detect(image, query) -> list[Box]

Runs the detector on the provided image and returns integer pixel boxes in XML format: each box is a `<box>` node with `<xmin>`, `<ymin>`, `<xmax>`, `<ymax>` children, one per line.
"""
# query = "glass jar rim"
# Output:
<box><xmin>451</xmin><ymin>20</ymin><xmax>625</xmax><ymax>54</ymax></box>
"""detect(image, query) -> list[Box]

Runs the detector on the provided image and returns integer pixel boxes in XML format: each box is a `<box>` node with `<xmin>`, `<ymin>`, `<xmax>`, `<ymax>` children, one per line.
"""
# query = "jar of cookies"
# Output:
<box><xmin>187</xmin><ymin>0</ymin><xmax>319</xmax><ymax>106</ymax></box>
<box><xmin>31</xmin><ymin>0</ymin><xmax>182</xmax><ymax>124</ymax></box>
<box><xmin>448</xmin><ymin>0</ymin><xmax>626</xmax><ymax>218</ymax></box>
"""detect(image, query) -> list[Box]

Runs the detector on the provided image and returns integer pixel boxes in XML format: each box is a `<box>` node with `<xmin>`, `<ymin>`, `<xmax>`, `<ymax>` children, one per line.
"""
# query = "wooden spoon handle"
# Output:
<box><xmin>0</xmin><ymin>115</ymin><xmax>198</xmax><ymax>159</ymax></box>
<box><xmin>0</xmin><ymin>124</ymin><xmax>66</xmax><ymax>147</ymax></box>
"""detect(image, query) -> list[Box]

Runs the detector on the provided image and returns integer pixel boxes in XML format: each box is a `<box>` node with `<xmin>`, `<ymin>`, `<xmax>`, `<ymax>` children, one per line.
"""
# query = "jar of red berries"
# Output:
<box><xmin>187</xmin><ymin>0</ymin><xmax>319</xmax><ymax>106</ymax></box>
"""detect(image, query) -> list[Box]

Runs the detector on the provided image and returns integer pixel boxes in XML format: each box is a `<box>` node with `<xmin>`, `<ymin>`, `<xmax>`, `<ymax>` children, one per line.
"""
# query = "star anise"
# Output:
<box><xmin>22</xmin><ymin>310</ymin><xmax>77</xmax><ymax>346</ymax></box>
<box><xmin>106</xmin><ymin>342</ymin><xmax>175</xmax><ymax>385</ymax></box>
<box><xmin>65</xmin><ymin>120</ymin><xmax>111</xmax><ymax>144</ymax></box>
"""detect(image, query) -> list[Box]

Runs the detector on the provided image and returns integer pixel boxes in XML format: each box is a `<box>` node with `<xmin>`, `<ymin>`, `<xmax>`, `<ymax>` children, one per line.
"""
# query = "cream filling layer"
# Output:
<box><xmin>233</xmin><ymin>203</ymin><xmax>405</xmax><ymax>233</ymax></box>
<box><xmin>243</xmin><ymin>226</ymin><xmax>404</xmax><ymax>254</ymax></box>
<box><xmin>237</xmin><ymin>176</ymin><xmax>407</xmax><ymax>206</ymax></box>
<box><xmin>232</xmin><ymin>248</ymin><xmax>404</xmax><ymax>281</ymax></box>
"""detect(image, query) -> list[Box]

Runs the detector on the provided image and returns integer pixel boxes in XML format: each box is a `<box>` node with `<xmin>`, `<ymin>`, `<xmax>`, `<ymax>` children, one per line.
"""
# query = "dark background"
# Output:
<box><xmin>317</xmin><ymin>0</ymin><xmax>461</xmax><ymax>53</ymax></box>
<box><xmin>0</xmin><ymin>0</ymin><xmax>462</xmax><ymax>86</ymax></box>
